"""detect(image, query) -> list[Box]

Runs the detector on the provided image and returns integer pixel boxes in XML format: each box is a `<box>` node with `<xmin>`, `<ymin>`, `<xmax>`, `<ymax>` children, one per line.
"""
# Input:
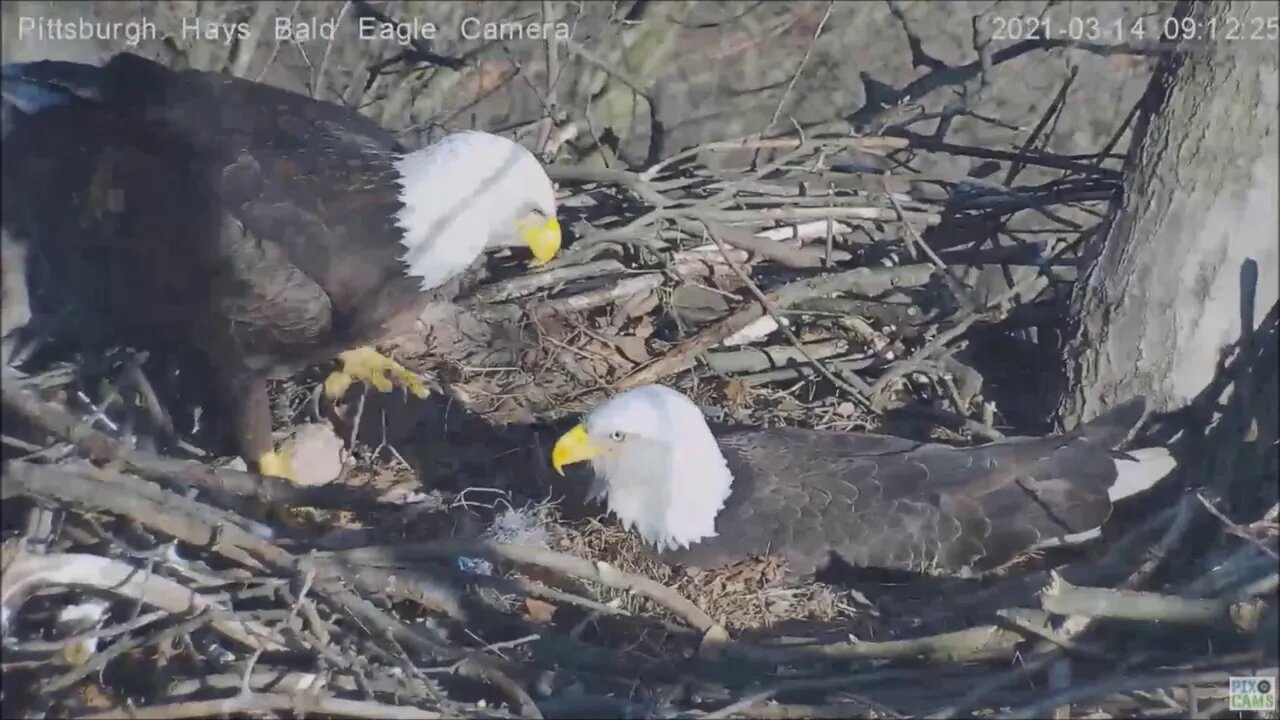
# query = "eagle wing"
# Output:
<box><xmin>3</xmin><ymin>53</ymin><xmax>454</xmax><ymax>478</ymax></box>
<box><xmin>659</xmin><ymin>399</ymin><xmax>1145</xmax><ymax>577</ymax></box>
<box><xmin>97</xmin><ymin>54</ymin><xmax>430</xmax><ymax>349</ymax></box>
<box><xmin>2</xmin><ymin>95</ymin><xmax>339</xmax><ymax>375</ymax></box>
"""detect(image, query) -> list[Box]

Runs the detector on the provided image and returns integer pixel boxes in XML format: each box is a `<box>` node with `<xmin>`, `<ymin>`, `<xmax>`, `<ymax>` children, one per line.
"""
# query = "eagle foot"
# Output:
<box><xmin>323</xmin><ymin>347</ymin><xmax>428</xmax><ymax>401</ymax></box>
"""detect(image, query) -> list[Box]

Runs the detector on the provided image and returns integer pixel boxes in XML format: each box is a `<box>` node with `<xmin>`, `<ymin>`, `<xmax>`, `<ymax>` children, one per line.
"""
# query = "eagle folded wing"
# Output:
<box><xmin>662</xmin><ymin>409</ymin><xmax>1137</xmax><ymax>577</ymax></box>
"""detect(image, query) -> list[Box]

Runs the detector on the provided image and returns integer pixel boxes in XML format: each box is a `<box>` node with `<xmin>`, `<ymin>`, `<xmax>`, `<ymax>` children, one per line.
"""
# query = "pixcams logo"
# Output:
<box><xmin>1229</xmin><ymin>676</ymin><xmax>1276</xmax><ymax>713</ymax></box>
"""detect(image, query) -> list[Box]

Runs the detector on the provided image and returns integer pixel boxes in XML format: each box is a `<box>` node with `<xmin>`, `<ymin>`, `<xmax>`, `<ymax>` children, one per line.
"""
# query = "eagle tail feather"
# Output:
<box><xmin>1109</xmin><ymin>446</ymin><xmax>1176</xmax><ymax>503</ymax></box>
<box><xmin>1069</xmin><ymin>396</ymin><xmax>1148</xmax><ymax>448</ymax></box>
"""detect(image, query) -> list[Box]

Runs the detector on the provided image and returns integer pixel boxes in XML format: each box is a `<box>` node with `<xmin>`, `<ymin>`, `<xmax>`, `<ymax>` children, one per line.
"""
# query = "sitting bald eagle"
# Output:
<box><xmin>2</xmin><ymin>53</ymin><xmax>561</xmax><ymax>481</ymax></box>
<box><xmin>552</xmin><ymin>385</ymin><xmax>1177</xmax><ymax>578</ymax></box>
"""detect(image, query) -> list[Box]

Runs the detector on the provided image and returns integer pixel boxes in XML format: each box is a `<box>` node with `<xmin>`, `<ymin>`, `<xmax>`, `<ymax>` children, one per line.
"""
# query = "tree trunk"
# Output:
<box><xmin>1057</xmin><ymin>0</ymin><xmax>1278</xmax><ymax>430</ymax></box>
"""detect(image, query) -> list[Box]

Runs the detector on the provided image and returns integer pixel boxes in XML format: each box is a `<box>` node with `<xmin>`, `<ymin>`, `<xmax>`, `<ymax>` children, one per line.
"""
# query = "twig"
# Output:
<box><xmin>42</xmin><ymin>606</ymin><xmax>218</xmax><ymax>695</ymax></box>
<box><xmin>535</xmin><ymin>274</ymin><xmax>664</xmax><ymax>316</ymax></box>
<box><xmin>676</xmin><ymin>217</ymin><xmax>850</xmax><ymax>269</ymax></box>
<box><xmin>641</xmin><ymin>133</ymin><xmax>907</xmax><ymax>182</ymax></box>
<box><xmin>699</xmin><ymin>221</ymin><xmax>874</xmax><ymax>407</ymax></box>
<box><xmin>470</xmin><ymin>260</ymin><xmax>627</xmax><ymax>304</ymax></box>
<box><xmin>997</xmin><ymin>665</ymin><xmax>1280</xmax><ymax>720</ymax></box>
<box><xmin>316</xmin><ymin>540</ymin><xmax>727</xmax><ymax>641</ymax></box>
<box><xmin>847</xmin><ymin>35</ymin><xmax>1175</xmax><ymax>133</ymax></box>
<box><xmin>254</xmin><ymin>0</ymin><xmax>302</xmax><ymax>84</ymax></box>
<box><xmin>727</xmin><ymin>620</ymin><xmax>1030</xmax><ymax>664</ymax></box>
<box><xmin>542</xmin><ymin>0</ymin><xmax>561</xmax><ymax>117</ymax></box>
<box><xmin>1039</xmin><ymin>571</ymin><xmax>1272</xmax><ymax>631</ymax></box>
<box><xmin>453</xmin><ymin>656</ymin><xmax>543</xmax><ymax>719</ymax></box>
<box><xmin>2</xmin><ymin>460</ymin><xmax>465</xmax><ymax>663</ymax></box>
<box><xmin>11</xmin><ymin>609</ymin><xmax>168</xmax><ymax>654</ymax></box>
<box><xmin>1</xmin><ymin>548</ymin><xmax>287</xmax><ymax>651</ymax></box>
<box><xmin>1196</xmin><ymin>491</ymin><xmax>1280</xmax><ymax>560</ymax></box>
<box><xmin>313</xmin><ymin>0</ymin><xmax>353</xmax><ymax>100</ymax></box>
<box><xmin>704</xmin><ymin>340</ymin><xmax>849</xmax><ymax>375</ymax></box>
<box><xmin>0</xmin><ymin>377</ymin><xmax>382</xmax><ymax>512</ymax></box>
<box><xmin>866</xmin><ymin>238</ymin><xmax>1070</xmax><ymax>407</ymax></box>
<box><xmin>881</xmin><ymin>174</ymin><xmax>975</xmax><ymax>311</ymax></box>
<box><xmin>618</xmin><ymin>265</ymin><xmax>935</xmax><ymax>389</ymax></box>
<box><xmin>750</xmin><ymin>1</ymin><xmax>836</xmax><ymax>167</ymax></box>
<box><xmin>75</xmin><ymin>692</ymin><xmax>447</xmax><ymax>720</ymax></box>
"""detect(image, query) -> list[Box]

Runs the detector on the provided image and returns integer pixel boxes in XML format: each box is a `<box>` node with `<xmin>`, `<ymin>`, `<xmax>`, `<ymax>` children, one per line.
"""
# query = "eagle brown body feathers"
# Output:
<box><xmin>3</xmin><ymin>54</ymin><xmax>440</xmax><ymax>376</ymax></box>
<box><xmin>657</xmin><ymin>398</ymin><xmax>1148</xmax><ymax>578</ymax></box>
<box><xmin>2</xmin><ymin>53</ymin><xmax>479</xmax><ymax>472</ymax></box>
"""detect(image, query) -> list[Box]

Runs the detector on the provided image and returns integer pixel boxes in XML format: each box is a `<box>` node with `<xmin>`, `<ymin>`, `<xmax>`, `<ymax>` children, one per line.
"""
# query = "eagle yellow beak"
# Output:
<box><xmin>551</xmin><ymin>423</ymin><xmax>600</xmax><ymax>476</ymax></box>
<box><xmin>519</xmin><ymin>216</ymin><xmax>561</xmax><ymax>266</ymax></box>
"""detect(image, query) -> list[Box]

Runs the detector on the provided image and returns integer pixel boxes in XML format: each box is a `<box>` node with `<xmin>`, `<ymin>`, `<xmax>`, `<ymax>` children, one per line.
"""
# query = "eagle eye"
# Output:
<box><xmin>609</xmin><ymin>431</ymin><xmax>624</xmax><ymax>442</ymax></box>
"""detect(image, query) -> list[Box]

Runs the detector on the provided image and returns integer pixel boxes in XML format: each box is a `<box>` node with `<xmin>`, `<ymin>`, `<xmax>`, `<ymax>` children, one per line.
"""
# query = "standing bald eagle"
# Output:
<box><xmin>2</xmin><ymin>52</ymin><xmax>561</xmax><ymax>482</ymax></box>
<box><xmin>551</xmin><ymin>385</ymin><xmax>1177</xmax><ymax>578</ymax></box>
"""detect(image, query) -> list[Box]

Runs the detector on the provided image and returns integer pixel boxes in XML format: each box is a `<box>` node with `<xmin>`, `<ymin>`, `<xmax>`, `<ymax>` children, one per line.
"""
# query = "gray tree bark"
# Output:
<box><xmin>1057</xmin><ymin>0</ymin><xmax>1278</xmax><ymax>428</ymax></box>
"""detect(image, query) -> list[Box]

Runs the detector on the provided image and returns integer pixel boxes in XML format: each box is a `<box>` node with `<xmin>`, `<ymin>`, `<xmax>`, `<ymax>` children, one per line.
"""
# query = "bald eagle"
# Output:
<box><xmin>551</xmin><ymin>385</ymin><xmax>1177</xmax><ymax>578</ymax></box>
<box><xmin>1</xmin><ymin>52</ymin><xmax>561</xmax><ymax>482</ymax></box>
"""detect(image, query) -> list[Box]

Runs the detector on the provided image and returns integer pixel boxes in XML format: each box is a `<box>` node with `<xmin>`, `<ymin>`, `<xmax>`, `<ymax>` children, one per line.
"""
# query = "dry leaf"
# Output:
<box><xmin>609</xmin><ymin>335</ymin><xmax>651</xmax><ymax>365</ymax></box>
<box><xmin>524</xmin><ymin>597</ymin><xmax>557</xmax><ymax>624</ymax></box>
<box><xmin>621</xmin><ymin>290</ymin><xmax>661</xmax><ymax>319</ymax></box>
<box><xmin>721</xmin><ymin>378</ymin><xmax>748</xmax><ymax>410</ymax></box>
<box><xmin>77</xmin><ymin>684</ymin><xmax>115</xmax><ymax>711</ymax></box>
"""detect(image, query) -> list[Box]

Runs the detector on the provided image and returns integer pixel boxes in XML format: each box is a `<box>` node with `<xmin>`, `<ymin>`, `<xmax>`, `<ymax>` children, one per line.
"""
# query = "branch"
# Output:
<box><xmin>316</xmin><ymin>540</ymin><xmax>730</xmax><ymax>646</ymax></box>
<box><xmin>2</xmin><ymin>548</ymin><xmax>288</xmax><ymax>652</ymax></box>
<box><xmin>76</xmin><ymin>692</ymin><xmax>446</xmax><ymax>720</ymax></box>
<box><xmin>617</xmin><ymin>265</ymin><xmax>936</xmax><ymax>389</ymax></box>
<box><xmin>1040</xmin><ymin>571</ymin><xmax>1273</xmax><ymax>631</ymax></box>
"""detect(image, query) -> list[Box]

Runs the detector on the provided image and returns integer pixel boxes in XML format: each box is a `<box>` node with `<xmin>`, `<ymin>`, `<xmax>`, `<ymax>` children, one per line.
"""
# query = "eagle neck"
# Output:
<box><xmin>391</xmin><ymin>146</ymin><xmax>491</xmax><ymax>292</ymax></box>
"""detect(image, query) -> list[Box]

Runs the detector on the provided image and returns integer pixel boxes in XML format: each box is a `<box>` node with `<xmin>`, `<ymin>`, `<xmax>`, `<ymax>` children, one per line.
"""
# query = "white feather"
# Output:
<box><xmin>1109</xmin><ymin>446</ymin><xmax>1177</xmax><ymax>503</ymax></box>
<box><xmin>584</xmin><ymin>385</ymin><xmax>734</xmax><ymax>551</ymax></box>
<box><xmin>392</xmin><ymin>130</ymin><xmax>555</xmax><ymax>291</ymax></box>
<box><xmin>1035</xmin><ymin>445</ymin><xmax>1177</xmax><ymax>550</ymax></box>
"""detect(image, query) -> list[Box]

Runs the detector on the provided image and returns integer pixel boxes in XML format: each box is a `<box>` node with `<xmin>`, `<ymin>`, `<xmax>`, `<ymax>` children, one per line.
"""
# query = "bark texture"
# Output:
<box><xmin>1058</xmin><ymin>0</ymin><xmax>1279</xmax><ymax>426</ymax></box>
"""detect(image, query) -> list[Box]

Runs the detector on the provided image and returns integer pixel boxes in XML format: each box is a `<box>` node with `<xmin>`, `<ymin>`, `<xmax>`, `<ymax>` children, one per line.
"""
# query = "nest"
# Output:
<box><xmin>4</xmin><ymin>101</ymin><xmax>1278</xmax><ymax>720</ymax></box>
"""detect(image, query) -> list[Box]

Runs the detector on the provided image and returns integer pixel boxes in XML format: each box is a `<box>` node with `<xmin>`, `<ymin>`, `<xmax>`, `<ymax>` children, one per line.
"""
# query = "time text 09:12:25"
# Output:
<box><xmin>990</xmin><ymin>15</ymin><xmax>1279</xmax><ymax>43</ymax></box>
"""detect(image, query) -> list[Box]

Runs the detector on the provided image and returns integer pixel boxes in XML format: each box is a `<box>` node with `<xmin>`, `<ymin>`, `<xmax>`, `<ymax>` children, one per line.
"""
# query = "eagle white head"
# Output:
<box><xmin>392</xmin><ymin>130</ymin><xmax>561</xmax><ymax>290</ymax></box>
<box><xmin>551</xmin><ymin>384</ymin><xmax>735</xmax><ymax>551</ymax></box>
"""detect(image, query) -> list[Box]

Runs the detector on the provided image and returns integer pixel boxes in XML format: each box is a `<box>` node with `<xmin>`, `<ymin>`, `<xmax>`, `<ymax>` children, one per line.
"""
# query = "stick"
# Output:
<box><xmin>617</xmin><ymin>265</ymin><xmax>936</xmax><ymax>390</ymax></box>
<box><xmin>866</xmin><ymin>238</ymin><xmax>1069</xmax><ymax>407</ymax></box>
<box><xmin>0</xmin><ymin>376</ymin><xmax>377</xmax><ymax>512</ymax></box>
<box><xmin>727</xmin><ymin>621</ymin><xmax>1029</xmax><ymax>664</ymax></box>
<box><xmin>1039</xmin><ymin>571</ymin><xmax>1272</xmax><ymax>631</ymax></box>
<box><xmin>750</xmin><ymin>1</ymin><xmax>836</xmax><ymax>167</ymax></box>
<box><xmin>75</xmin><ymin>692</ymin><xmax>446</xmax><ymax>720</ymax></box>
<box><xmin>997</xmin><ymin>665</ymin><xmax>1280</xmax><ymax>720</ymax></box>
<box><xmin>2</xmin><ymin>461</ymin><xmax>467</xmax><ymax>662</ymax></box>
<box><xmin>704</xmin><ymin>340</ymin><xmax>850</xmax><ymax>375</ymax></box>
<box><xmin>2</xmin><ymin>549</ymin><xmax>287</xmax><ymax>651</ymax></box>
<box><xmin>316</xmin><ymin>540</ymin><xmax>727</xmax><ymax>642</ymax></box>
<box><xmin>699</xmin><ymin>221</ymin><xmax>874</xmax><ymax>406</ymax></box>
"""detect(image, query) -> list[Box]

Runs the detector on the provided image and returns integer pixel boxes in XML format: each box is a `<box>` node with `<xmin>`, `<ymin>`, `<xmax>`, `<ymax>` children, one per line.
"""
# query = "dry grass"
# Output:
<box><xmin>557</xmin><ymin>513</ymin><xmax>853</xmax><ymax>633</ymax></box>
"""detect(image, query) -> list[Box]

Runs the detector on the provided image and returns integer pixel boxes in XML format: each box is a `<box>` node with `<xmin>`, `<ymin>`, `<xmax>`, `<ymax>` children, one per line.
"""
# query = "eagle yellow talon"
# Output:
<box><xmin>323</xmin><ymin>371</ymin><xmax>355</xmax><ymax>401</ymax></box>
<box><xmin>323</xmin><ymin>347</ymin><xmax>428</xmax><ymax>401</ymax></box>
